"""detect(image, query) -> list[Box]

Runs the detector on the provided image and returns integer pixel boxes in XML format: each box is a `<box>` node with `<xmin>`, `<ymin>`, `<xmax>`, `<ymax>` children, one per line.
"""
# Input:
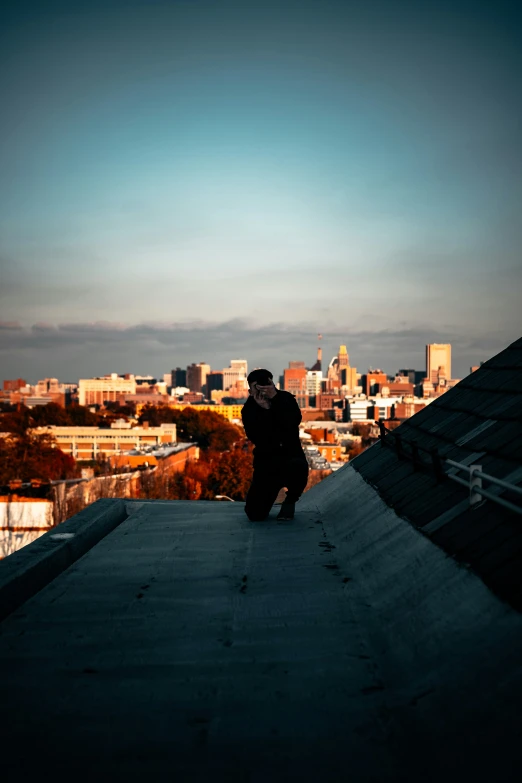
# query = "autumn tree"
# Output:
<box><xmin>138</xmin><ymin>405</ymin><xmax>242</xmax><ymax>451</ymax></box>
<box><xmin>0</xmin><ymin>431</ymin><xmax>77</xmax><ymax>484</ymax></box>
<box><xmin>205</xmin><ymin>446</ymin><xmax>254</xmax><ymax>501</ymax></box>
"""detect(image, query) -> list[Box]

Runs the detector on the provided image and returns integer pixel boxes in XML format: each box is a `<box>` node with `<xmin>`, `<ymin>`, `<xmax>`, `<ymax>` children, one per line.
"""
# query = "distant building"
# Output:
<box><xmin>172</xmin><ymin>368</ymin><xmax>187</xmax><ymax>387</ymax></box>
<box><xmin>399</xmin><ymin>369</ymin><xmax>426</xmax><ymax>386</ymax></box>
<box><xmin>207</xmin><ymin>371</ymin><xmax>224</xmax><ymax>393</ymax></box>
<box><xmin>3</xmin><ymin>378</ymin><xmax>27</xmax><ymax>392</ymax></box>
<box><xmin>183</xmin><ymin>392</ymin><xmax>205</xmax><ymax>403</ymax></box>
<box><xmin>378</xmin><ymin>376</ymin><xmax>415</xmax><ymax>397</ymax></box>
<box><xmin>186</xmin><ymin>363</ymin><xmax>211</xmax><ymax>394</ymax></box>
<box><xmin>426</xmin><ymin>343</ymin><xmax>451</xmax><ymax>384</ymax></box>
<box><xmin>361</xmin><ymin>371</ymin><xmax>388</xmax><ymax>396</ymax></box>
<box><xmin>222</xmin><ymin>360</ymin><xmax>248</xmax><ymax>392</ymax></box>
<box><xmin>109</xmin><ymin>443</ymin><xmax>199</xmax><ymax>472</ymax></box>
<box><xmin>306</xmin><ymin>370</ymin><xmax>323</xmax><ymax>397</ymax></box>
<box><xmin>169</xmin><ymin>403</ymin><xmax>244</xmax><ymax>423</ymax></box>
<box><xmin>37</xmin><ymin>423</ymin><xmax>177</xmax><ymax>460</ymax></box>
<box><xmin>327</xmin><ymin>346</ymin><xmax>358</xmax><ymax>393</ymax></box>
<box><xmin>79</xmin><ymin>374</ymin><xmax>136</xmax><ymax>406</ymax></box>
<box><xmin>6</xmin><ymin>377</ymin><xmax>72</xmax><ymax>408</ymax></box>
<box><xmin>284</xmin><ymin>362</ymin><xmax>308</xmax><ymax>408</ymax></box>
<box><xmin>393</xmin><ymin>399</ymin><xmax>432</xmax><ymax>420</ymax></box>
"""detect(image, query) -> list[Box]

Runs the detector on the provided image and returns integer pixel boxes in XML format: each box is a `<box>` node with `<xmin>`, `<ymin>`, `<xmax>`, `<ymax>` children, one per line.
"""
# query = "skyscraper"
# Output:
<box><xmin>426</xmin><ymin>344</ymin><xmax>451</xmax><ymax>383</ymax></box>
<box><xmin>172</xmin><ymin>367</ymin><xmax>187</xmax><ymax>387</ymax></box>
<box><xmin>283</xmin><ymin>362</ymin><xmax>308</xmax><ymax>408</ymax></box>
<box><xmin>222</xmin><ymin>359</ymin><xmax>248</xmax><ymax>391</ymax></box>
<box><xmin>186</xmin><ymin>363</ymin><xmax>211</xmax><ymax>393</ymax></box>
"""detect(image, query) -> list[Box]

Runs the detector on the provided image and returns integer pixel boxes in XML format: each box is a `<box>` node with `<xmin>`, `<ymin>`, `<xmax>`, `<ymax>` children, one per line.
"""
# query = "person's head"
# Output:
<box><xmin>247</xmin><ymin>368</ymin><xmax>274</xmax><ymax>390</ymax></box>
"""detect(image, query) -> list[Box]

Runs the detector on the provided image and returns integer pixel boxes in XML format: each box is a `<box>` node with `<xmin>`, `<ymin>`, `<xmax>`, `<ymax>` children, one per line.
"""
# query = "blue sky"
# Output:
<box><xmin>1</xmin><ymin>0</ymin><xmax>521</xmax><ymax>381</ymax></box>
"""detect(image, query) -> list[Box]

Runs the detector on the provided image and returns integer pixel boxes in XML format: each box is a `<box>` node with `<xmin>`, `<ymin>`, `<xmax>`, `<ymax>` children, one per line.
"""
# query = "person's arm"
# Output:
<box><xmin>241</xmin><ymin>402</ymin><xmax>259</xmax><ymax>444</ymax></box>
<box><xmin>270</xmin><ymin>391</ymin><xmax>302</xmax><ymax>428</ymax></box>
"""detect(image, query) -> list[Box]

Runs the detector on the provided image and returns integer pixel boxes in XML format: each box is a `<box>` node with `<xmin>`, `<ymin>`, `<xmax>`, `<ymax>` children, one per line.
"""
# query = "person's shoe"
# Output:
<box><xmin>277</xmin><ymin>501</ymin><xmax>295</xmax><ymax>521</ymax></box>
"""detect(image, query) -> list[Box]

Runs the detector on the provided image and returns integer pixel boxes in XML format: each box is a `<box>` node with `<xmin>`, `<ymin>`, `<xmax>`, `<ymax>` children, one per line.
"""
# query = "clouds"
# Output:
<box><xmin>0</xmin><ymin>0</ymin><xmax>521</xmax><ymax>383</ymax></box>
<box><xmin>0</xmin><ymin>318</ymin><xmax>517</xmax><ymax>383</ymax></box>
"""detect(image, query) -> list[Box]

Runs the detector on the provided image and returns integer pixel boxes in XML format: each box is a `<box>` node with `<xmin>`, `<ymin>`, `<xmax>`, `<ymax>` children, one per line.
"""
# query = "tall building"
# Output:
<box><xmin>222</xmin><ymin>359</ymin><xmax>248</xmax><ymax>392</ymax></box>
<box><xmin>327</xmin><ymin>345</ymin><xmax>358</xmax><ymax>393</ymax></box>
<box><xmin>306</xmin><ymin>370</ymin><xmax>323</xmax><ymax>396</ymax></box>
<box><xmin>426</xmin><ymin>344</ymin><xmax>451</xmax><ymax>384</ymax></box>
<box><xmin>172</xmin><ymin>367</ymin><xmax>187</xmax><ymax>387</ymax></box>
<box><xmin>79</xmin><ymin>374</ymin><xmax>136</xmax><ymax>407</ymax></box>
<box><xmin>186</xmin><ymin>363</ymin><xmax>211</xmax><ymax>394</ymax></box>
<box><xmin>284</xmin><ymin>362</ymin><xmax>308</xmax><ymax>408</ymax></box>
<box><xmin>207</xmin><ymin>371</ymin><xmax>224</xmax><ymax>393</ymax></box>
<box><xmin>338</xmin><ymin>345</ymin><xmax>349</xmax><ymax>369</ymax></box>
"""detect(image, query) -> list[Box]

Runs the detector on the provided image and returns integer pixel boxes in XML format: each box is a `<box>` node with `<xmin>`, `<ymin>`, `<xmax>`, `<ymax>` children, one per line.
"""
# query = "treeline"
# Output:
<box><xmin>0</xmin><ymin>403</ymin><xmax>246</xmax><ymax>487</ymax></box>
<box><xmin>138</xmin><ymin>404</ymin><xmax>241</xmax><ymax>450</ymax></box>
<box><xmin>139</xmin><ymin>445</ymin><xmax>254</xmax><ymax>502</ymax></box>
<box><xmin>0</xmin><ymin>403</ymin><xmax>105</xmax><ymax>430</ymax></box>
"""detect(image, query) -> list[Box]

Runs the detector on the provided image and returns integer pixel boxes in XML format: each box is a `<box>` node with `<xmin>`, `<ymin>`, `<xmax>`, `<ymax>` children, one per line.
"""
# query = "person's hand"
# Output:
<box><xmin>256</xmin><ymin>382</ymin><xmax>277</xmax><ymax>400</ymax></box>
<box><xmin>250</xmin><ymin>383</ymin><xmax>271</xmax><ymax>409</ymax></box>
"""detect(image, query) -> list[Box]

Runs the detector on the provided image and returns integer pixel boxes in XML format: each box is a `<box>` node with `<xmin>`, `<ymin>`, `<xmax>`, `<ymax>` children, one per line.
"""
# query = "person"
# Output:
<box><xmin>241</xmin><ymin>368</ymin><xmax>309</xmax><ymax>521</ymax></box>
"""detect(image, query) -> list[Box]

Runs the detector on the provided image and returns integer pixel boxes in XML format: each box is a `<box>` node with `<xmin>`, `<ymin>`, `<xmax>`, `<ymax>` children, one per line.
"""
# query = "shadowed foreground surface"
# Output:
<box><xmin>1</xmin><ymin>466</ymin><xmax>522</xmax><ymax>782</ymax></box>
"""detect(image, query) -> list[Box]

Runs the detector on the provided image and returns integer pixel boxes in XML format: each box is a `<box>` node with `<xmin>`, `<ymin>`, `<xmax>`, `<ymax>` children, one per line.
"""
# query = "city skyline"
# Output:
<box><xmin>1</xmin><ymin>0</ymin><xmax>521</xmax><ymax>379</ymax></box>
<box><xmin>1</xmin><ymin>332</ymin><xmax>496</xmax><ymax>387</ymax></box>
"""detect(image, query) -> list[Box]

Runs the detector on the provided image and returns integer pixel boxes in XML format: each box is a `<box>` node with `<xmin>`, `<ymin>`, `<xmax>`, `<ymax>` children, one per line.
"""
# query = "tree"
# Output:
<box><xmin>0</xmin><ymin>431</ymin><xmax>77</xmax><ymax>484</ymax></box>
<box><xmin>206</xmin><ymin>445</ymin><xmax>254</xmax><ymax>501</ymax></box>
<box><xmin>138</xmin><ymin>405</ymin><xmax>242</xmax><ymax>451</ymax></box>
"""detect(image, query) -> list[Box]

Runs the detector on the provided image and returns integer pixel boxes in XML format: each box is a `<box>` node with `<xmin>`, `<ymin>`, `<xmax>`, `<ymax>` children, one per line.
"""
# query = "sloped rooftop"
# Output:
<box><xmin>353</xmin><ymin>335</ymin><xmax>522</xmax><ymax>609</ymax></box>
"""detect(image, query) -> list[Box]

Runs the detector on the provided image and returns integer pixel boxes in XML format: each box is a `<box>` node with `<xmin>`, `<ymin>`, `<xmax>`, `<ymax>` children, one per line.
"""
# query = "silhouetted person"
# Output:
<box><xmin>241</xmin><ymin>369</ymin><xmax>309</xmax><ymax>521</ymax></box>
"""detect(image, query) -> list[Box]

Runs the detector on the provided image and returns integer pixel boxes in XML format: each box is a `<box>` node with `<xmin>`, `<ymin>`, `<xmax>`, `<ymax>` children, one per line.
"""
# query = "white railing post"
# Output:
<box><xmin>469</xmin><ymin>465</ymin><xmax>482</xmax><ymax>506</ymax></box>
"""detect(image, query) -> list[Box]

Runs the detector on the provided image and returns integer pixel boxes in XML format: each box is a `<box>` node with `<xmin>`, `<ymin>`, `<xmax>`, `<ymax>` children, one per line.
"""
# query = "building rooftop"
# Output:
<box><xmin>1</xmin><ymin>339</ymin><xmax>522</xmax><ymax>780</ymax></box>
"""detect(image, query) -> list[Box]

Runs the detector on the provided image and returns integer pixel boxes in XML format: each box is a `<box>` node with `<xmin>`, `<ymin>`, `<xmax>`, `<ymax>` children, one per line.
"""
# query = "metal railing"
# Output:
<box><xmin>377</xmin><ymin>421</ymin><xmax>522</xmax><ymax>516</ymax></box>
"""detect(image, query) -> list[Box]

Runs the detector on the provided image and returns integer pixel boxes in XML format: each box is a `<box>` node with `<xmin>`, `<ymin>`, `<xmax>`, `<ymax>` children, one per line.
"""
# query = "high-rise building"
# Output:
<box><xmin>222</xmin><ymin>359</ymin><xmax>248</xmax><ymax>391</ymax></box>
<box><xmin>186</xmin><ymin>363</ymin><xmax>211</xmax><ymax>394</ymax></box>
<box><xmin>306</xmin><ymin>370</ymin><xmax>323</xmax><ymax>396</ymax></box>
<box><xmin>172</xmin><ymin>368</ymin><xmax>187</xmax><ymax>387</ymax></box>
<box><xmin>338</xmin><ymin>345</ymin><xmax>349</xmax><ymax>368</ymax></box>
<box><xmin>327</xmin><ymin>346</ymin><xmax>358</xmax><ymax>393</ymax></box>
<box><xmin>426</xmin><ymin>344</ymin><xmax>451</xmax><ymax>384</ymax></box>
<box><xmin>207</xmin><ymin>371</ymin><xmax>224</xmax><ymax>393</ymax></box>
<box><xmin>284</xmin><ymin>362</ymin><xmax>308</xmax><ymax>408</ymax></box>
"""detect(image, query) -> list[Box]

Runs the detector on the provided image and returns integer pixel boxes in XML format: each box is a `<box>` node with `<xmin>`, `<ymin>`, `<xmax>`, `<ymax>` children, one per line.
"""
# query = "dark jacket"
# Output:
<box><xmin>241</xmin><ymin>390</ymin><xmax>306</xmax><ymax>463</ymax></box>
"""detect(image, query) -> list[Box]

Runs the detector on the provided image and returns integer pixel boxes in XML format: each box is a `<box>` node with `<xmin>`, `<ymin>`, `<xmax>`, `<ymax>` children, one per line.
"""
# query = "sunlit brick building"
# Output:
<box><xmin>284</xmin><ymin>362</ymin><xmax>308</xmax><ymax>408</ymax></box>
<box><xmin>79</xmin><ymin>374</ymin><xmax>136</xmax><ymax>406</ymax></box>
<box><xmin>186</xmin><ymin>363</ymin><xmax>211</xmax><ymax>394</ymax></box>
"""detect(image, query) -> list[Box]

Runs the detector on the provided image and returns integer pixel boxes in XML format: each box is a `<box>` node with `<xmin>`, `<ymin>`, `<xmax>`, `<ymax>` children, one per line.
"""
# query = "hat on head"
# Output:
<box><xmin>247</xmin><ymin>368</ymin><xmax>273</xmax><ymax>386</ymax></box>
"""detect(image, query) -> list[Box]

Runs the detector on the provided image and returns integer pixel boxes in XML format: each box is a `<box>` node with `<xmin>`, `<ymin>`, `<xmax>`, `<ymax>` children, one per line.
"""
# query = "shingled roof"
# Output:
<box><xmin>351</xmin><ymin>336</ymin><xmax>522</xmax><ymax>610</ymax></box>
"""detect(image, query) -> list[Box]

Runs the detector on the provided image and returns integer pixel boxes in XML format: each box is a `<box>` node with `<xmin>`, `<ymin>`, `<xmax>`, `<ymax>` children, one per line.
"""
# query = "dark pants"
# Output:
<box><xmin>244</xmin><ymin>456</ymin><xmax>309</xmax><ymax>522</ymax></box>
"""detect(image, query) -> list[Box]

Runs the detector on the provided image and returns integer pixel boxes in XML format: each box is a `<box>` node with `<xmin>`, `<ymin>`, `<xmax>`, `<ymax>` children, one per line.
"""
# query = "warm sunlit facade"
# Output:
<box><xmin>39</xmin><ymin>423</ymin><xmax>177</xmax><ymax>460</ymax></box>
<box><xmin>79</xmin><ymin>374</ymin><xmax>136</xmax><ymax>406</ymax></box>
<box><xmin>426</xmin><ymin>344</ymin><xmax>452</xmax><ymax>384</ymax></box>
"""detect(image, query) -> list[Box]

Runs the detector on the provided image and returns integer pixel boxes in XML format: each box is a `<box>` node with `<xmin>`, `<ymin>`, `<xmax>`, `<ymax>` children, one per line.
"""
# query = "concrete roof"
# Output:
<box><xmin>1</xmin><ymin>463</ymin><xmax>522</xmax><ymax>781</ymax></box>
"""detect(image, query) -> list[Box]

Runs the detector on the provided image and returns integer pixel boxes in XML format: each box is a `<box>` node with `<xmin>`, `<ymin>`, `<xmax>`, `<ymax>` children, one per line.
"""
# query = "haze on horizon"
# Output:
<box><xmin>1</xmin><ymin>0</ymin><xmax>521</xmax><ymax>382</ymax></box>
